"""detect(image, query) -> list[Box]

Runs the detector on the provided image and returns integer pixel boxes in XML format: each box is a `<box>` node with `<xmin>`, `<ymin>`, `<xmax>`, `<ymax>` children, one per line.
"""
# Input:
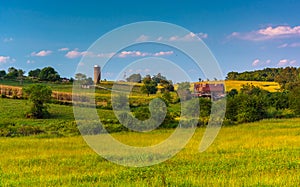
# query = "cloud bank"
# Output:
<box><xmin>31</xmin><ymin>50</ymin><xmax>52</xmax><ymax>57</ymax></box>
<box><xmin>0</xmin><ymin>56</ymin><xmax>16</xmax><ymax>64</ymax></box>
<box><xmin>229</xmin><ymin>25</ymin><xmax>300</xmax><ymax>41</ymax></box>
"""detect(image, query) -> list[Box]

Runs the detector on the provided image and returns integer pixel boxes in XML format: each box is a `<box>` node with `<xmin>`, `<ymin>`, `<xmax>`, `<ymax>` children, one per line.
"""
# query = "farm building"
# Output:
<box><xmin>193</xmin><ymin>82</ymin><xmax>225</xmax><ymax>99</ymax></box>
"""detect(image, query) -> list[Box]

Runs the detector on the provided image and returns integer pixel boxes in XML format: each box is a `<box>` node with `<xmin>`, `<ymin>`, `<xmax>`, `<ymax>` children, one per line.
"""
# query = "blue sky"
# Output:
<box><xmin>1</xmin><ymin>0</ymin><xmax>300</xmax><ymax>81</ymax></box>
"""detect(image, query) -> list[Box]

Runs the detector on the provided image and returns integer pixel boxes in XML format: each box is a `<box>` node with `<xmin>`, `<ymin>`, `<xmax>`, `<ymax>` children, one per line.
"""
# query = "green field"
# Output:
<box><xmin>0</xmin><ymin>81</ymin><xmax>299</xmax><ymax>186</ymax></box>
<box><xmin>0</xmin><ymin>119</ymin><xmax>299</xmax><ymax>186</ymax></box>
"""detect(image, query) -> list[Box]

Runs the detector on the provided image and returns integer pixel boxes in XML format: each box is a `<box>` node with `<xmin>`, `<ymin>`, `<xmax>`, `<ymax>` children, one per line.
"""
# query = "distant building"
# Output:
<box><xmin>94</xmin><ymin>65</ymin><xmax>101</xmax><ymax>84</ymax></box>
<box><xmin>193</xmin><ymin>82</ymin><xmax>225</xmax><ymax>100</ymax></box>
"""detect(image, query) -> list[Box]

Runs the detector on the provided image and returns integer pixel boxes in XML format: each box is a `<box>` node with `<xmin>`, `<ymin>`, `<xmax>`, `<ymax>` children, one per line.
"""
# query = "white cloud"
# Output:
<box><xmin>136</xmin><ymin>35</ymin><xmax>149</xmax><ymax>42</ymax></box>
<box><xmin>229</xmin><ymin>25</ymin><xmax>300</xmax><ymax>41</ymax></box>
<box><xmin>252</xmin><ymin>59</ymin><xmax>271</xmax><ymax>67</ymax></box>
<box><xmin>258</xmin><ymin>26</ymin><xmax>300</xmax><ymax>36</ymax></box>
<box><xmin>0</xmin><ymin>56</ymin><xmax>15</xmax><ymax>64</ymax></box>
<box><xmin>278</xmin><ymin>42</ymin><xmax>300</xmax><ymax>48</ymax></box>
<box><xmin>156</xmin><ymin>36</ymin><xmax>163</xmax><ymax>41</ymax></box>
<box><xmin>168</xmin><ymin>32</ymin><xmax>208</xmax><ymax>42</ymax></box>
<box><xmin>278</xmin><ymin>43</ymin><xmax>288</xmax><ymax>48</ymax></box>
<box><xmin>3</xmin><ymin>37</ymin><xmax>13</xmax><ymax>42</ymax></box>
<box><xmin>196</xmin><ymin>33</ymin><xmax>208</xmax><ymax>39</ymax></box>
<box><xmin>153</xmin><ymin>51</ymin><xmax>173</xmax><ymax>56</ymax></box>
<box><xmin>136</xmin><ymin>32</ymin><xmax>208</xmax><ymax>42</ymax></box>
<box><xmin>118</xmin><ymin>50</ymin><xmax>174</xmax><ymax>58</ymax></box>
<box><xmin>58</xmin><ymin>47</ymin><xmax>69</xmax><ymax>51</ymax></box>
<box><xmin>96</xmin><ymin>52</ymin><xmax>115</xmax><ymax>58</ymax></box>
<box><xmin>290</xmin><ymin>60</ymin><xmax>297</xmax><ymax>65</ymax></box>
<box><xmin>65</xmin><ymin>50</ymin><xmax>87</xmax><ymax>59</ymax></box>
<box><xmin>65</xmin><ymin>49</ymin><xmax>114</xmax><ymax>59</ymax></box>
<box><xmin>277</xmin><ymin>59</ymin><xmax>297</xmax><ymax>66</ymax></box>
<box><xmin>252</xmin><ymin>59</ymin><xmax>260</xmax><ymax>66</ymax></box>
<box><xmin>278</xmin><ymin>59</ymin><xmax>288</xmax><ymax>66</ymax></box>
<box><xmin>118</xmin><ymin>51</ymin><xmax>149</xmax><ymax>58</ymax></box>
<box><xmin>31</xmin><ymin>50</ymin><xmax>52</xmax><ymax>57</ymax></box>
<box><xmin>65</xmin><ymin>49</ymin><xmax>174</xmax><ymax>59</ymax></box>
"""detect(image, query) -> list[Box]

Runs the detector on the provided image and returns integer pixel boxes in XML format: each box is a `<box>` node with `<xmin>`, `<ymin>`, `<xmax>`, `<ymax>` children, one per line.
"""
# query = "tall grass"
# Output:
<box><xmin>0</xmin><ymin>119</ymin><xmax>299</xmax><ymax>186</ymax></box>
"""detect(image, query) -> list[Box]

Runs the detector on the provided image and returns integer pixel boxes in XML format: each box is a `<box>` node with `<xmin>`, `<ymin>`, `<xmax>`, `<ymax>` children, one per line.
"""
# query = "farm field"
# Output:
<box><xmin>223</xmin><ymin>80</ymin><xmax>281</xmax><ymax>92</ymax></box>
<box><xmin>190</xmin><ymin>80</ymin><xmax>281</xmax><ymax>92</ymax></box>
<box><xmin>1</xmin><ymin>79</ymin><xmax>281</xmax><ymax>94</ymax></box>
<box><xmin>0</xmin><ymin>118</ymin><xmax>299</xmax><ymax>186</ymax></box>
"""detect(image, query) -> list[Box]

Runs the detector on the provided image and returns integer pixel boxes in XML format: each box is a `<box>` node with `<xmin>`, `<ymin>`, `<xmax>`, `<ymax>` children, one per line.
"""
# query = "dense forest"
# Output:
<box><xmin>226</xmin><ymin>67</ymin><xmax>300</xmax><ymax>88</ymax></box>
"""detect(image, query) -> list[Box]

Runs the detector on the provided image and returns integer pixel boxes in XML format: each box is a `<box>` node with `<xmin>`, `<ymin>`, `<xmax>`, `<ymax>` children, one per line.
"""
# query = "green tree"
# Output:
<box><xmin>39</xmin><ymin>67</ymin><xmax>60</xmax><ymax>82</ymax></box>
<box><xmin>126</xmin><ymin>73</ymin><xmax>142</xmax><ymax>83</ymax></box>
<box><xmin>141</xmin><ymin>75</ymin><xmax>157</xmax><ymax>96</ymax></box>
<box><xmin>5</xmin><ymin>67</ymin><xmax>18</xmax><ymax>79</ymax></box>
<box><xmin>288</xmin><ymin>82</ymin><xmax>300</xmax><ymax>115</ymax></box>
<box><xmin>161</xmin><ymin>91</ymin><xmax>172</xmax><ymax>105</ymax></box>
<box><xmin>152</xmin><ymin>73</ymin><xmax>167</xmax><ymax>84</ymax></box>
<box><xmin>28</xmin><ymin>68</ymin><xmax>41</xmax><ymax>78</ymax></box>
<box><xmin>275</xmin><ymin>67</ymin><xmax>299</xmax><ymax>89</ymax></box>
<box><xmin>23</xmin><ymin>84</ymin><xmax>52</xmax><ymax>119</ymax></box>
<box><xmin>226</xmin><ymin>71</ymin><xmax>239</xmax><ymax>80</ymax></box>
<box><xmin>75</xmin><ymin>73</ymin><xmax>87</xmax><ymax>81</ymax></box>
<box><xmin>227</xmin><ymin>89</ymin><xmax>238</xmax><ymax>97</ymax></box>
<box><xmin>0</xmin><ymin>70</ymin><xmax>6</xmax><ymax>80</ymax></box>
<box><xmin>177</xmin><ymin>82</ymin><xmax>192</xmax><ymax>101</ymax></box>
<box><xmin>75</xmin><ymin>73</ymin><xmax>93</xmax><ymax>85</ymax></box>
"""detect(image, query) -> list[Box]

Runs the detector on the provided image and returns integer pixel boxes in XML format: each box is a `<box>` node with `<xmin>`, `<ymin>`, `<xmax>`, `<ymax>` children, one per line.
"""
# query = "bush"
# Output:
<box><xmin>23</xmin><ymin>84</ymin><xmax>52</xmax><ymax>119</ymax></box>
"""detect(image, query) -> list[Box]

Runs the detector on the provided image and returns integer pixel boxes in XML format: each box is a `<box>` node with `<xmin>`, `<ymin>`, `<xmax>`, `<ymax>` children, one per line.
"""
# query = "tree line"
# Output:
<box><xmin>126</xmin><ymin>73</ymin><xmax>174</xmax><ymax>96</ymax></box>
<box><xmin>0</xmin><ymin>66</ymin><xmax>65</xmax><ymax>83</ymax></box>
<box><xmin>226</xmin><ymin>67</ymin><xmax>300</xmax><ymax>85</ymax></box>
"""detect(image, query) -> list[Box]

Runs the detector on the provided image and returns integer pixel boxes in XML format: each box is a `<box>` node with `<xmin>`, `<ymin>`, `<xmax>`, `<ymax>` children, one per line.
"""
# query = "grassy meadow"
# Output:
<box><xmin>0</xmin><ymin>119</ymin><xmax>299</xmax><ymax>186</ymax></box>
<box><xmin>0</xmin><ymin>80</ymin><xmax>298</xmax><ymax>186</ymax></box>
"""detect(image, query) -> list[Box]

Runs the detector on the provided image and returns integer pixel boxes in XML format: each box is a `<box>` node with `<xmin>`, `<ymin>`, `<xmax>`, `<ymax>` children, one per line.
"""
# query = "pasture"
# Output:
<box><xmin>0</xmin><ymin>119</ymin><xmax>299</xmax><ymax>186</ymax></box>
<box><xmin>0</xmin><ymin>80</ymin><xmax>297</xmax><ymax>186</ymax></box>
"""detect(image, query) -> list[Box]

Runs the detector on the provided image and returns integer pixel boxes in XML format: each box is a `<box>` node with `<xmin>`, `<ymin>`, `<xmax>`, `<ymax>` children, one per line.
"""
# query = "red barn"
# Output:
<box><xmin>193</xmin><ymin>83</ymin><xmax>225</xmax><ymax>99</ymax></box>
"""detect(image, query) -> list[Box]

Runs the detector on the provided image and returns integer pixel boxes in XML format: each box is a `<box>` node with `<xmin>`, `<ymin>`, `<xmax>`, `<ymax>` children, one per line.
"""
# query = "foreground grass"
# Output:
<box><xmin>0</xmin><ymin>119</ymin><xmax>299</xmax><ymax>186</ymax></box>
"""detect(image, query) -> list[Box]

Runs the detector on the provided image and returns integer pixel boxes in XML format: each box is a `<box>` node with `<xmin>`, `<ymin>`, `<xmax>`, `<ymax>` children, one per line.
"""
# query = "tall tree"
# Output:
<box><xmin>152</xmin><ymin>73</ymin><xmax>167</xmax><ymax>84</ymax></box>
<box><xmin>39</xmin><ymin>67</ymin><xmax>60</xmax><ymax>81</ymax></box>
<box><xmin>5</xmin><ymin>67</ymin><xmax>18</xmax><ymax>79</ymax></box>
<box><xmin>141</xmin><ymin>75</ymin><xmax>157</xmax><ymax>96</ymax></box>
<box><xmin>28</xmin><ymin>68</ymin><xmax>41</xmax><ymax>78</ymax></box>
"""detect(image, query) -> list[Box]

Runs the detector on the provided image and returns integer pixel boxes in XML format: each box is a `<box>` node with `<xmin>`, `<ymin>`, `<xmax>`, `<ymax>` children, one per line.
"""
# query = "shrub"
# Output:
<box><xmin>23</xmin><ymin>84</ymin><xmax>52</xmax><ymax>119</ymax></box>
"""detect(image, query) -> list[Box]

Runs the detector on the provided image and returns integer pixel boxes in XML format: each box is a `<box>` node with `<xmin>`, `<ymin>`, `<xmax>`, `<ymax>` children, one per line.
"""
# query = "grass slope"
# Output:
<box><xmin>0</xmin><ymin>98</ymin><xmax>121</xmax><ymax>137</ymax></box>
<box><xmin>0</xmin><ymin>119</ymin><xmax>299</xmax><ymax>186</ymax></box>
